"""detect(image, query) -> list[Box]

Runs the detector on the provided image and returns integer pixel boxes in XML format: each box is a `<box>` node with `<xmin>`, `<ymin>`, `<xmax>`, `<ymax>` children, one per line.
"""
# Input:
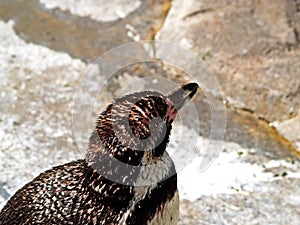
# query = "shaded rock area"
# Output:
<box><xmin>0</xmin><ymin>0</ymin><xmax>171</xmax><ymax>60</ymax></box>
<box><xmin>0</xmin><ymin>1</ymin><xmax>300</xmax><ymax>224</ymax></box>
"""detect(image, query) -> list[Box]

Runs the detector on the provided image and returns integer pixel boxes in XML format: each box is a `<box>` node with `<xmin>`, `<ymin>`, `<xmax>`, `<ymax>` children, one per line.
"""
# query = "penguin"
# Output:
<box><xmin>0</xmin><ymin>82</ymin><xmax>199</xmax><ymax>225</ymax></box>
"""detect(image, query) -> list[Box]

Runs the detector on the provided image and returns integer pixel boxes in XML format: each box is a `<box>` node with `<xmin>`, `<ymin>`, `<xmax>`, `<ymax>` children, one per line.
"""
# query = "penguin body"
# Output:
<box><xmin>0</xmin><ymin>83</ymin><xmax>198</xmax><ymax>225</ymax></box>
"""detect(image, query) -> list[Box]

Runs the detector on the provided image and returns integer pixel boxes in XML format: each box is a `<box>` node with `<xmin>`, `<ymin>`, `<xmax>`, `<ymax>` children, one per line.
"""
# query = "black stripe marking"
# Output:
<box><xmin>126</xmin><ymin>169</ymin><xmax>177</xmax><ymax>225</ymax></box>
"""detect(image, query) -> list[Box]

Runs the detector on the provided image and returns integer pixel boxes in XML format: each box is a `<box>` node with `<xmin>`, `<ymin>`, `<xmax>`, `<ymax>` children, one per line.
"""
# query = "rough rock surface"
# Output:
<box><xmin>273</xmin><ymin>109</ymin><xmax>300</xmax><ymax>150</ymax></box>
<box><xmin>157</xmin><ymin>0</ymin><xmax>300</xmax><ymax>123</ymax></box>
<box><xmin>155</xmin><ymin>0</ymin><xmax>300</xmax><ymax>223</ymax></box>
<box><xmin>39</xmin><ymin>0</ymin><xmax>142</xmax><ymax>22</ymax></box>
<box><xmin>0</xmin><ymin>0</ymin><xmax>171</xmax><ymax>60</ymax></box>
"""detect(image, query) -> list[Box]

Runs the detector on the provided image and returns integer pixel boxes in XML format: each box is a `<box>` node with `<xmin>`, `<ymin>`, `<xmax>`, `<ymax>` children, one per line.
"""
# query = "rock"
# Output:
<box><xmin>39</xmin><ymin>0</ymin><xmax>142</xmax><ymax>22</ymax></box>
<box><xmin>0</xmin><ymin>20</ymin><xmax>86</xmax><ymax>197</ymax></box>
<box><xmin>273</xmin><ymin>109</ymin><xmax>300</xmax><ymax>151</ymax></box>
<box><xmin>180</xmin><ymin>176</ymin><xmax>300</xmax><ymax>225</ymax></box>
<box><xmin>177</xmin><ymin>139</ymin><xmax>300</xmax><ymax>225</ymax></box>
<box><xmin>157</xmin><ymin>0</ymin><xmax>300</xmax><ymax>122</ymax></box>
<box><xmin>0</xmin><ymin>0</ymin><xmax>171</xmax><ymax>60</ymax></box>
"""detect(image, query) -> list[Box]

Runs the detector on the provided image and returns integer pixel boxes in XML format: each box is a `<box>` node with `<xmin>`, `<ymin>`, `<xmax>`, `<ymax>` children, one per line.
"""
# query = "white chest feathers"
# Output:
<box><xmin>118</xmin><ymin>151</ymin><xmax>179</xmax><ymax>225</ymax></box>
<box><xmin>147</xmin><ymin>190</ymin><xmax>179</xmax><ymax>225</ymax></box>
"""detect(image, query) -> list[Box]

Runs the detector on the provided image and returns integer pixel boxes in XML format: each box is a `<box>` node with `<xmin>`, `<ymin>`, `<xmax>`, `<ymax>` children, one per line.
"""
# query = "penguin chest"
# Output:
<box><xmin>147</xmin><ymin>190</ymin><xmax>179</xmax><ymax>225</ymax></box>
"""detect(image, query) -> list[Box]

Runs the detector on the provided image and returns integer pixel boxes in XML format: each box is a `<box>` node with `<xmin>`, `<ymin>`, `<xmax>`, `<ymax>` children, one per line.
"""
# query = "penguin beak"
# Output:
<box><xmin>167</xmin><ymin>83</ymin><xmax>199</xmax><ymax>112</ymax></box>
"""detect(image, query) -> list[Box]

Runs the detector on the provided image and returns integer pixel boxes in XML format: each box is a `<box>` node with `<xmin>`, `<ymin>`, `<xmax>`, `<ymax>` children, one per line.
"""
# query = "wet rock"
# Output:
<box><xmin>156</xmin><ymin>0</ymin><xmax>300</xmax><ymax>122</ymax></box>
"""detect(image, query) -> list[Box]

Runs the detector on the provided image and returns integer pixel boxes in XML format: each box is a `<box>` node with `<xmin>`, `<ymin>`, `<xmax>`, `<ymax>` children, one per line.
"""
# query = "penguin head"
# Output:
<box><xmin>89</xmin><ymin>83</ymin><xmax>199</xmax><ymax>167</ymax></box>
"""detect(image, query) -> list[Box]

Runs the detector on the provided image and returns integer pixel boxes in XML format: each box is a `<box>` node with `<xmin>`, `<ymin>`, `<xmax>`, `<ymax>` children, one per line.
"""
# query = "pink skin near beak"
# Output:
<box><xmin>166</xmin><ymin>98</ymin><xmax>177</xmax><ymax>121</ymax></box>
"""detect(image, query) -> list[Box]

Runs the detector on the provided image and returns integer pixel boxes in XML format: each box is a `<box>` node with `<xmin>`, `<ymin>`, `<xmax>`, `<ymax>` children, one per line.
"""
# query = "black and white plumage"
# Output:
<box><xmin>0</xmin><ymin>83</ymin><xmax>199</xmax><ymax>225</ymax></box>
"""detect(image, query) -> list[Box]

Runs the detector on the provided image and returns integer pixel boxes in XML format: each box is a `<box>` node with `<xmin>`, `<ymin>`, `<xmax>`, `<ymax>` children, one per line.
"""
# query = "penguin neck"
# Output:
<box><xmin>85</xmin><ymin>118</ymin><xmax>174</xmax><ymax>186</ymax></box>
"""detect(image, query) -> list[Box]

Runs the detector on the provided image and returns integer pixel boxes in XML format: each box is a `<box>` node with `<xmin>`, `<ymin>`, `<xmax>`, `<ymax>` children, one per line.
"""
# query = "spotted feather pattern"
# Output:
<box><xmin>0</xmin><ymin>83</ymin><xmax>198</xmax><ymax>225</ymax></box>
